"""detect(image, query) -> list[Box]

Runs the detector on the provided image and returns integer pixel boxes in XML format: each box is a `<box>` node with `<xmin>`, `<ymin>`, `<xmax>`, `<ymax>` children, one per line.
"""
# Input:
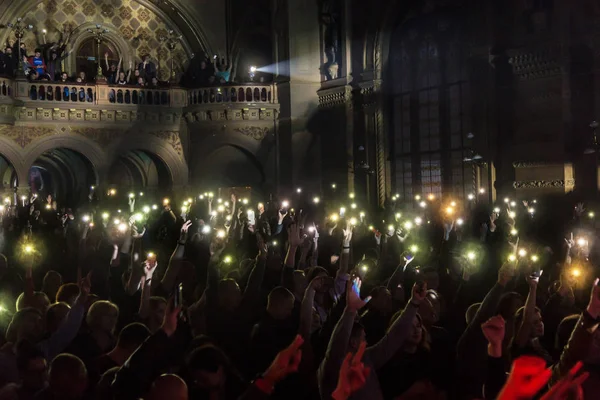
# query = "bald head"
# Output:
<box><xmin>147</xmin><ymin>374</ymin><xmax>188</xmax><ymax>400</ymax></box>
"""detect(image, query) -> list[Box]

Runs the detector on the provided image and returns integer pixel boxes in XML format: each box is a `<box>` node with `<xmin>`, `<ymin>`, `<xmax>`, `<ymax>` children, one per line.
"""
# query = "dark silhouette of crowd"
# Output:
<box><xmin>0</xmin><ymin>186</ymin><xmax>598</xmax><ymax>400</ymax></box>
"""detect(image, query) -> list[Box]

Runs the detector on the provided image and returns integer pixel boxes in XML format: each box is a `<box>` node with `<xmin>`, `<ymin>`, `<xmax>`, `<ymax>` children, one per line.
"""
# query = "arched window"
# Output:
<box><xmin>390</xmin><ymin>15</ymin><xmax>471</xmax><ymax>200</ymax></box>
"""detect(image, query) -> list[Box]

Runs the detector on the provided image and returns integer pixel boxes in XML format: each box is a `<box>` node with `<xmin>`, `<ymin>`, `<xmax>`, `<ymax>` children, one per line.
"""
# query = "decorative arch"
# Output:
<box><xmin>66</xmin><ymin>22</ymin><xmax>136</xmax><ymax>76</ymax></box>
<box><xmin>106</xmin><ymin>134</ymin><xmax>189</xmax><ymax>188</ymax></box>
<box><xmin>0</xmin><ymin>0</ymin><xmax>201</xmax><ymax>81</ymax></box>
<box><xmin>0</xmin><ymin>136</ymin><xmax>27</xmax><ymax>185</ymax></box>
<box><xmin>193</xmin><ymin>144</ymin><xmax>266</xmax><ymax>189</ymax></box>
<box><xmin>23</xmin><ymin>134</ymin><xmax>106</xmax><ymax>185</ymax></box>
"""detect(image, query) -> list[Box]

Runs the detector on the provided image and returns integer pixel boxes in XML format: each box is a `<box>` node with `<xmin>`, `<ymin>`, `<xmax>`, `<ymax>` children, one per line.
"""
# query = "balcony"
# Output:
<box><xmin>0</xmin><ymin>78</ymin><xmax>279</xmax><ymax>126</ymax></box>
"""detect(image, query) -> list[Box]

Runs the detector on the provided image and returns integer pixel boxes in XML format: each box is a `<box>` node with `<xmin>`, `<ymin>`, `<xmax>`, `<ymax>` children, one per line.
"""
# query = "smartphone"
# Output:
<box><xmin>247</xmin><ymin>209</ymin><xmax>256</xmax><ymax>225</ymax></box>
<box><xmin>174</xmin><ymin>283</ymin><xmax>183</xmax><ymax>308</ymax></box>
<box><xmin>530</xmin><ymin>268</ymin><xmax>543</xmax><ymax>279</ymax></box>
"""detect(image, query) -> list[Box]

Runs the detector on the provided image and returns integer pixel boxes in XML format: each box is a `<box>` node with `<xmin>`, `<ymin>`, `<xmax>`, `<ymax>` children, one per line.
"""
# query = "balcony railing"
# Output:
<box><xmin>0</xmin><ymin>79</ymin><xmax>277</xmax><ymax>108</ymax></box>
<box><xmin>187</xmin><ymin>85</ymin><xmax>274</xmax><ymax>104</ymax></box>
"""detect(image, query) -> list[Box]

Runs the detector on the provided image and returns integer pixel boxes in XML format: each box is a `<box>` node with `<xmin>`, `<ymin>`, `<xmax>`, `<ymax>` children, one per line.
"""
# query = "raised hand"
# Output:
<box><xmin>346</xmin><ymin>277</ymin><xmax>371</xmax><ymax>312</ymax></box>
<box><xmin>574</xmin><ymin>203</ymin><xmax>585</xmax><ymax>217</ymax></box>
<box><xmin>332</xmin><ymin>341</ymin><xmax>371</xmax><ymax>400</ymax></box>
<box><xmin>481</xmin><ymin>315</ymin><xmax>505</xmax><ymax>357</ymax></box>
<box><xmin>410</xmin><ymin>281</ymin><xmax>427</xmax><ymax>305</ymax></box>
<box><xmin>498</xmin><ymin>262</ymin><xmax>516</xmax><ymax>287</ymax></box>
<box><xmin>498</xmin><ymin>356</ymin><xmax>551</xmax><ymax>400</ymax></box>
<box><xmin>342</xmin><ymin>224</ymin><xmax>352</xmax><ymax>247</ymax></box>
<box><xmin>587</xmin><ymin>278</ymin><xmax>600</xmax><ymax>319</ymax></box>
<box><xmin>180</xmin><ymin>220</ymin><xmax>192</xmax><ymax>243</ymax></box>
<box><xmin>540</xmin><ymin>361</ymin><xmax>589</xmax><ymax>400</ymax></box>
<box><xmin>489</xmin><ymin>213</ymin><xmax>498</xmax><ymax>232</ymax></box>
<box><xmin>564</xmin><ymin>232</ymin><xmax>575</xmax><ymax>250</ymax></box>
<box><xmin>75</xmin><ymin>272</ymin><xmax>91</xmax><ymax>306</ymax></box>
<box><xmin>256</xmin><ymin>232</ymin><xmax>268</xmax><ymax>258</ymax></box>
<box><xmin>160</xmin><ymin>296</ymin><xmax>182</xmax><ymax>337</ymax></box>
<box><xmin>262</xmin><ymin>335</ymin><xmax>304</xmax><ymax>385</ymax></box>
<box><xmin>288</xmin><ymin>223</ymin><xmax>304</xmax><ymax>248</ymax></box>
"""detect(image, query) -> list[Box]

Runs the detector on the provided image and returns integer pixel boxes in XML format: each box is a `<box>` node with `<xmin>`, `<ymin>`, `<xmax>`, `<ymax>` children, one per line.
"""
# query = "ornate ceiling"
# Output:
<box><xmin>0</xmin><ymin>0</ymin><xmax>214</xmax><ymax>80</ymax></box>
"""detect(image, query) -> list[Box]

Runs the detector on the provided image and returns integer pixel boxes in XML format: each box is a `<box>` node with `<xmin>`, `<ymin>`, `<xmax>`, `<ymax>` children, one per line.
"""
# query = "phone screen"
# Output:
<box><xmin>174</xmin><ymin>283</ymin><xmax>183</xmax><ymax>308</ymax></box>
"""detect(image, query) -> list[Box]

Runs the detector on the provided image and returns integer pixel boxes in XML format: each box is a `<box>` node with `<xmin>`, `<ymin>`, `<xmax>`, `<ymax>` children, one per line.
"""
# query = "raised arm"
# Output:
<box><xmin>514</xmin><ymin>274</ymin><xmax>538</xmax><ymax>348</ymax></box>
<box><xmin>318</xmin><ymin>278</ymin><xmax>371</xmax><ymax>399</ymax></box>
<box><xmin>160</xmin><ymin>220</ymin><xmax>191</xmax><ymax>293</ymax></box>
<box><xmin>242</xmin><ymin>234</ymin><xmax>268</xmax><ymax>302</ymax></box>
<box><xmin>365</xmin><ymin>282</ymin><xmax>424</xmax><ymax>369</ymax></box>
<box><xmin>550</xmin><ymin>278</ymin><xmax>600</xmax><ymax>384</ymax></box>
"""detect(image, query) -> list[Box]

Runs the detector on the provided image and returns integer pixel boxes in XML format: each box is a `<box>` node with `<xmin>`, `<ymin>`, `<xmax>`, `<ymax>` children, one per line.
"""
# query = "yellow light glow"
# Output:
<box><xmin>147</xmin><ymin>252</ymin><xmax>155</xmax><ymax>258</ymax></box>
<box><xmin>224</xmin><ymin>255</ymin><xmax>233</xmax><ymax>264</ymax></box>
<box><xmin>216</xmin><ymin>230</ymin><xmax>226</xmax><ymax>238</ymax></box>
<box><xmin>419</xmin><ymin>201</ymin><xmax>427</xmax><ymax>208</ymax></box>
<box><xmin>242</xmin><ymin>198</ymin><xmax>249</xmax><ymax>204</ymax></box>
<box><xmin>208</xmin><ymin>192</ymin><xmax>214</xmax><ymax>198</ymax></box>
<box><xmin>282</xmin><ymin>200</ymin><xmax>290</xmax><ymax>208</ymax></box>
<box><xmin>313</xmin><ymin>197</ymin><xmax>320</xmax><ymax>204</ymax></box>
<box><xmin>24</xmin><ymin>245</ymin><xmax>33</xmax><ymax>253</ymax></box>
<box><xmin>361</xmin><ymin>265</ymin><xmax>368</xmax><ymax>272</ymax></box>
<box><xmin>388</xmin><ymin>224</ymin><xmax>395</xmax><ymax>231</ymax></box>
<box><xmin>368</xmin><ymin>225</ymin><xmax>374</xmax><ymax>230</ymax></box>
<box><xmin>518</xmin><ymin>249</ymin><xmax>527</xmax><ymax>257</ymax></box>
<box><xmin>572</xmin><ymin>268</ymin><xmax>581</xmax><ymax>278</ymax></box>
<box><xmin>494</xmin><ymin>207</ymin><xmax>501</xmax><ymax>213</ymax></box>
<box><xmin>445</xmin><ymin>207</ymin><xmax>454</xmax><ymax>215</ymax></box>
<box><xmin>467</xmin><ymin>252</ymin><xmax>476</xmax><ymax>261</ymax></box>
<box><xmin>217</xmin><ymin>198</ymin><xmax>223</xmax><ymax>204</ymax></box>
<box><xmin>450</xmin><ymin>201</ymin><xmax>457</xmax><ymax>207</ymax></box>
<box><xmin>82</xmin><ymin>215</ymin><xmax>90</xmax><ymax>222</ymax></box>
<box><xmin>331</xmin><ymin>183</ymin><xmax>337</xmax><ymax>189</ymax></box>
<box><xmin>428</xmin><ymin>194</ymin><xmax>435</xmax><ymax>201</ymax></box>
<box><xmin>467</xmin><ymin>194</ymin><xmax>474</xmax><ymax>200</ymax></box>
<box><xmin>479</xmin><ymin>188</ymin><xmax>485</xmax><ymax>194</ymax></box>
<box><xmin>350</xmin><ymin>217</ymin><xmax>358</xmax><ymax>225</ymax></box>
<box><xmin>109</xmin><ymin>189</ymin><xmax>116</xmax><ymax>196</ymax></box>
<box><xmin>395</xmin><ymin>212</ymin><xmax>402</xmax><ymax>219</ymax></box>
<box><xmin>89</xmin><ymin>222</ymin><xmax>94</xmax><ymax>227</ymax></box>
<box><xmin>113</xmin><ymin>218</ymin><xmax>120</xmax><ymax>225</ymax></box>
<box><xmin>359</xmin><ymin>211</ymin><xmax>365</xmax><ymax>218</ymax></box>
<box><xmin>349</xmin><ymin>193</ymin><xmax>355</xmax><ymax>199</ymax></box>
<box><xmin>20</xmin><ymin>195</ymin><xmax>26</xmax><ymax>201</ymax></box>
<box><xmin>340</xmin><ymin>207</ymin><xmax>346</xmax><ymax>214</ymax></box>
<box><xmin>510</xmin><ymin>201</ymin><xmax>516</xmax><ymax>207</ymax></box>
<box><xmin>528</xmin><ymin>208</ymin><xmax>535</xmax><ymax>214</ymax></box>
<box><xmin>45</xmin><ymin>204</ymin><xmax>51</xmax><ymax>210</ymax></box>
<box><xmin>128</xmin><ymin>193</ymin><xmax>135</xmax><ymax>198</ymax></box>
<box><xmin>163</xmin><ymin>198</ymin><xmax>170</xmax><ymax>205</ymax></box>
<box><xmin>508</xmin><ymin>211</ymin><xmax>516</xmax><ymax>219</ymax></box>
<box><xmin>577</xmin><ymin>238</ymin><xmax>587</xmax><ymax>247</ymax></box>
<box><xmin>589</xmin><ymin>212</ymin><xmax>595</xmax><ymax>218</ymax></box>
<box><xmin>409</xmin><ymin>245</ymin><xmax>418</xmax><ymax>253</ymax></box>
<box><xmin>140</xmin><ymin>192</ymin><xmax>144</xmax><ymax>197</ymax></box>
<box><xmin>457</xmin><ymin>218</ymin><xmax>464</xmax><ymax>226</ymax></box>
<box><xmin>3</xmin><ymin>198</ymin><xmax>9</xmax><ymax>204</ymax></box>
<box><xmin>404</xmin><ymin>221</ymin><xmax>413</xmax><ymax>230</ymax></box>
<box><xmin>152</xmin><ymin>205</ymin><xmax>158</xmax><ymax>210</ymax></box>
<box><xmin>142</xmin><ymin>206</ymin><xmax>150</xmax><ymax>213</ymax></box>
<box><xmin>508</xmin><ymin>254</ymin><xmax>517</xmax><ymax>262</ymax></box>
<box><xmin>504</xmin><ymin>198</ymin><xmax>510</xmax><ymax>203</ymax></box>
<box><xmin>330</xmin><ymin>214</ymin><xmax>339</xmax><ymax>222</ymax></box>
<box><xmin>531</xmin><ymin>255</ymin><xmax>539</xmax><ymax>262</ymax></box>
<box><xmin>415</xmin><ymin>217</ymin><xmax>422</xmax><ymax>225</ymax></box>
<box><xmin>415</xmin><ymin>195</ymin><xmax>421</xmax><ymax>201</ymax></box>
<box><xmin>118</xmin><ymin>223</ymin><xmax>127</xmax><ymax>232</ymax></box>
<box><xmin>225</xmin><ymin>215</ymin><xmax>232</xmax><ymax>221</ymax></box>
<box><xmin>217</xmin><ymin>205</ymin><xmax>225</xmax><ymax>213</ymax></box>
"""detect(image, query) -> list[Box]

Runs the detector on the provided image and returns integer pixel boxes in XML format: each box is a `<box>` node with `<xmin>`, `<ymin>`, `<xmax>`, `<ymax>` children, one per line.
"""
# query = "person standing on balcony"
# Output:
<box><xmin>138</xmin><ymin>54</ymin><xmax>156</xmax><ymax>81</ymax></box>
<box><xmin>104</xmin><ymin>53</ymin><xmax>119</xmax><ymax>84</ymax></box>
<box><xmin>27</xmin><ymin>49</ymin><xmax>47</xmax><ymax>77</ymax></box>
<box><xmin>47</xmin><ymin>49</ymin><xmax>70</xmax><ymax>81</ymax></box>
<box><xmin>213</xmin><ymin>56</ymin><xmax>231</xmax><ymax>83</ymax></box>
<box><xmin>0</xmin><ymin>46</ymin><xmax>16</xmax><ymax>76</ymax></box>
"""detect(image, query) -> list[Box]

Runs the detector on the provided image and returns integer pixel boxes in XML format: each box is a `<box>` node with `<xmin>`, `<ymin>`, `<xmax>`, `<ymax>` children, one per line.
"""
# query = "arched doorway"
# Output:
<box><xmin>195</xmin><ymin>145</ymin><xmax>265</xmax><ymax>192</ymax></box>
<box><xmin>0</xmin><ymin>154</ymin><xmax>18</xmax><ymax>192</ymax></box>
<box><xmin>30</xmin><ymin>148</ymin><xmax>96</xmax><ymax>207</ymax></box>
<box><xmin>75</xmin><ymin>38</ymin><xmax>119</xmax><ymax>81</ymax></box>
<box><xmin>108</xmin><ymin>150</ymin><xmax>172</xmax><ymax>194</ymax></box>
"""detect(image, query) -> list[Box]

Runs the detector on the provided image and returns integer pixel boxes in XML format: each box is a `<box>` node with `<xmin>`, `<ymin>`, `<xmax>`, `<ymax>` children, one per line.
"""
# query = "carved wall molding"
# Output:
<box><xmin>0</xmin><ymin>125</ymin><xmax>183</xmax><ymax>159</ymax></box>
<box><xmin>317</xmin><ymin>85</ymin><xmax>353</xmax><ymax>109</ymax></box>
<box><xmin>233</xmin><ymin>127</ymin><xmax>270</xmax><ymax>141</ymax></box>
<box><xmin>184</xmin><ymin>106</ymin><xmax>279</xmax><ymax>122</ymax></box>
<box><xmin>513</xmin><ymin>179</ymin><xmax>575</xmax><ymax>189</ymax></box>
<box><xmin>14</xmin><ymin>106</ymin><xmax>181</xmax><ymax>126</ymax></box>
<box><xmin>512</xmin><ymin>161</ymin><xmax>555</xmax><ymax>168</ymax></box>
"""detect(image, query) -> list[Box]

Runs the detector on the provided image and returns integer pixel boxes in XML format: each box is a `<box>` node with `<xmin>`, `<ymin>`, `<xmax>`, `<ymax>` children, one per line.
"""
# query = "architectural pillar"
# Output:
<box><xmin>272</xmin><ymin>0</ymin><xmax>322</xmax><ymax>195</ymax></box>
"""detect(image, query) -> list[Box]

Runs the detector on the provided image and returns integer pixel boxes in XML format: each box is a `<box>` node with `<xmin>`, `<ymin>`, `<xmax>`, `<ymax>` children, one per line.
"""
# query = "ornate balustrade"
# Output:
<box><xmin>0</xmin><ymin>79</ymin><xmax>278</xmax><ymax>125</ymax></box>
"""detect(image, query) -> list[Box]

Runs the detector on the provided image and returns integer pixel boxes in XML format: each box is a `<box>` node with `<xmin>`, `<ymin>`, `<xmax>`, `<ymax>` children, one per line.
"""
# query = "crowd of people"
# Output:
<box><xmin>0</xmin><ymin>185</ymin><xmax>598</xmax><ymax>400</ymax></box>
<box><xmin>0</xmin><ymin>33</ymin><xmax>258</xmax><ymax>89</ymax></box>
